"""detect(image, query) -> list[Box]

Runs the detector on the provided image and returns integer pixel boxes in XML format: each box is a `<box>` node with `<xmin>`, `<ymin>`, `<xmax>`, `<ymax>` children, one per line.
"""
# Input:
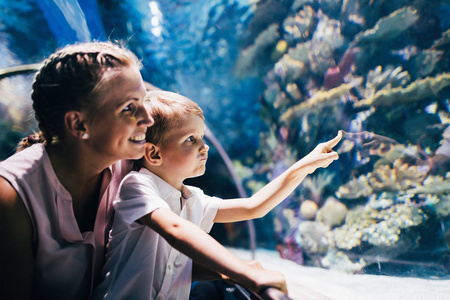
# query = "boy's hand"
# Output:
<box><xmin>246</xmin><ymin>260</ymin><xmax>264</xmax><ymax>270</ymax></box>
<box><xmin>251</xmin><ymin>269</ymin><xmax>288</xmax><ymax>295</ymax></box>
<box><xmin>245</xmin><ymin>261</ymin><xmax>290</xmax><ymax>297</ymax></box>
<box><xmin>259</xmin><ymin>287</ymin><xmax>293</xmax><ymax>300</ymax></box>
<box><xmin>222</xmin><ymin>260</ymin><xmax>265</xmax><ymax>285</ymax></box>
<box><xmin>301</xmin><ymin>130</ymin><xmax>342</xmax><ymax>173</ymax></box>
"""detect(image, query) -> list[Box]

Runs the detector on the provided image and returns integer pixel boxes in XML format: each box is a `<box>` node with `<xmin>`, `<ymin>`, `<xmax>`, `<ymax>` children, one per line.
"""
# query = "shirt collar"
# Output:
<box><xmin>138</xmin><ymin>168</ymin><xmax>193</xmax><ymax>210</ymax></box>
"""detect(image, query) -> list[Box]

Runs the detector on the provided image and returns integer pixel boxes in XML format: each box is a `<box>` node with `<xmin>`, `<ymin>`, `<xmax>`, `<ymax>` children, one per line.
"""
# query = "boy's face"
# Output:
<box><xmin>158</xmin><ymin>114</ymin><xmax>209</xmax><ymax>187</ymax></box>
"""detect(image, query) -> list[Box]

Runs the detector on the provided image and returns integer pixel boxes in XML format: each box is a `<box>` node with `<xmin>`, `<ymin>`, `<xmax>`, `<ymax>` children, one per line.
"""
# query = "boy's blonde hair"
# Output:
<box><xmin>144</xmin><ymin>91</ymin><xmax>204</xmax><ymax>146</ymax></box>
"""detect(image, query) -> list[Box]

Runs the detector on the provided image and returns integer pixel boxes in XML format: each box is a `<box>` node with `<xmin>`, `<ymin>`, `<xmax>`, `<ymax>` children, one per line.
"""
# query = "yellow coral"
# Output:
<box><xmin>355</xmin><ymin>73</ymin><xmax>450</xmax><ymax>108</ymax></box>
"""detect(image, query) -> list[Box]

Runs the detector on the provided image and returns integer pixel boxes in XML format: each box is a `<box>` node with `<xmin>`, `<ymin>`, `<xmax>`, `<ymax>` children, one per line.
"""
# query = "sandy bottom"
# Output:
<box><xmin>227</xmin><ymin>248</ymin><xmax>450</xmax><ymax>300</ymax></box>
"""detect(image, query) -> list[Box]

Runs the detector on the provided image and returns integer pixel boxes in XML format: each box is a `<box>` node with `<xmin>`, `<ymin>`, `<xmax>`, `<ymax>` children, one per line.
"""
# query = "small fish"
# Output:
<box><xmin>338</xmin><ymin>131</ymin><xmax>398</xmax><ymax>157</ymax></box>
<box><xmin>390</xmin><ymin>45</ymin><xmax>418</xmax><ymax>61</ymax></box>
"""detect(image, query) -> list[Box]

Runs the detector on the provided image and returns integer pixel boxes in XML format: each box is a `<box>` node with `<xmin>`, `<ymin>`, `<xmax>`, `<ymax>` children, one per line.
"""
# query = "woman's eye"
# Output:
<box><xmin>122</xmin><ymin>104</ymin><xmax>136</xmax><ymax>113</ymax></box>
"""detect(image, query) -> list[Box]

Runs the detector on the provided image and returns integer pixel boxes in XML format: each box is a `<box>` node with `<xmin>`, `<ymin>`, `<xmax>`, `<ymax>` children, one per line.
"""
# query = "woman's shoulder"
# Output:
<box><xmin>0</xmin><ymin>176</ymin><xmax>19</xmax><ymax>205</ymax></box>
<box><xmin>0</xmin><ymin>144</ymin><xmax>45</xmax><ymax>179</ymax></box>
<box><xmin>0</xmin><ymin>176</ymin><xmax>32</xmax><ymax>239</ymax></box>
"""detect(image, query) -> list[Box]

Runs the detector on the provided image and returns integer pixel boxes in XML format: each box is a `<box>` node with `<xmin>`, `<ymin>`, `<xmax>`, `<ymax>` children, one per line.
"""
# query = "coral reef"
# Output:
<box><xmin>323</xmin><ymin>47</ymin><xmax>361</xmax><ymax>90</ymax></box>
<box><xmin>316</xmin><ymin>197</ymin><xmax>348</xmax><ymax>227</ymax></box>
<box><xmin>235</xmin><ymin>0</ymin><xmax>450</xmax><ymax>275</ymax></box>
<box><xmin>362</xmin><ymin>65</ymin><xmax>411</xmax><ymax>100</ymax></box>
<box><xmin>280</xmin><ymin>82</ymin><xmax>358</xmax><ymax>122</ymax></box>
<box><xmin>405</xmin><ymin>173</ymin><xmax>450</xmax><ymax>195</ymax></box>
<box><xmin>282</xmin><ymin>5</ymin><xmax>316</xmax><ymax>44</ymax></box>
<box><xmin>353</xmin><ymin>7</ymin><xmax>419</xmax><ymax>45</ymax></box>
<box><xmin>321</xmin><ymin>250</ymin><xmax>366</xmax><ymax>274</ymax></box>
<box><xmin>234</xmin><ymin>24</ymin><xmax>281</xmax><ymax>77</ymax></box>
<box><xmin>296</xmin><ymin>221</ymin><xmax>334</xmax><ymax>253</ymax></box>
<box><xmin>432</xmin><ymin>29</ymin><xmax>450</xmax><ymax>50</ymax></box>
<box><xmin>299</xmin><ymin>200</ymin><xmax>318</xmax><ymax>220</ymax></box>
<box><xmin>355</xmin><ymin>73</ymin><xmax>450</xmax><ymax>109</ymax></box>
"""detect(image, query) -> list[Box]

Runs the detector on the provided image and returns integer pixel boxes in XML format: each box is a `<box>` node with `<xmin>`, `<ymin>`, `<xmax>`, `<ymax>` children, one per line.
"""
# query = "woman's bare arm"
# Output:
<box><xmin>0</xmin><ymin>177</ymin><xmax>34</xmax><ymax>300</ymax></box>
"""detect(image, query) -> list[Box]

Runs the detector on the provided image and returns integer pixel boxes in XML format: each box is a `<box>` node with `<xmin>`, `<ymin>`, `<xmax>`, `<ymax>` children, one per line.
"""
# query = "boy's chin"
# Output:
<box><xmin>190</xmin><ymin>169</ymin><xmax>206</xmax><ymax>178</ymax></box>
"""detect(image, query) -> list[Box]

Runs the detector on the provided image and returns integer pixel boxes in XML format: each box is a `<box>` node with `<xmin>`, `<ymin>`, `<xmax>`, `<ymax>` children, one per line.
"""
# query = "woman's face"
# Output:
<box><xmin>85</xmin><ymin>66</ymin><xmax>154</xmax><ymax>163</ymax></box>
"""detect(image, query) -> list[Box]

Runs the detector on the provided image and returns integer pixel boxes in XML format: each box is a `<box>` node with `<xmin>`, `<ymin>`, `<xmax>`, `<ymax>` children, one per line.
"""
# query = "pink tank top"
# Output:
<box><xmin>0</xmin><ymin>144</ymin><xmax>131</xmax><ymax>299</ymax></box>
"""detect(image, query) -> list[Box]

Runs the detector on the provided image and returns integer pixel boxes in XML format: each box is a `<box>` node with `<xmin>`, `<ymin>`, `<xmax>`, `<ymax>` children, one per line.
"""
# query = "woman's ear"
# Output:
<box><xmin>65</xmin><ymin>111</ymin><xmax>89</xmax><ymax>139</ymax></box>
<box><xmin>144</xmin><ymin>143</ymin><xmax>162</xmax><ymax>166</ymax></box>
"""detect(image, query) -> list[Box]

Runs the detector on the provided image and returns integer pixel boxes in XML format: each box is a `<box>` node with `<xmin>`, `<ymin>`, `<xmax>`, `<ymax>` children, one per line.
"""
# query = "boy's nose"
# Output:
<box><xmin>138</xmin><ymin>106</ymin><xmax>154</xmax><ymax>127</ymax></box>
<box><xmin>200</xmin><ymin>142</ymin><xmax>209</xmax><ymax>153</ymax></box>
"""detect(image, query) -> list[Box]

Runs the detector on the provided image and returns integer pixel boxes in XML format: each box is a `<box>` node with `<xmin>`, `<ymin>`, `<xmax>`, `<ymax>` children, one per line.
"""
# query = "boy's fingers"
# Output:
<box><xmin>325</xmin><ymin>130</ymin><xmax>343</xmax><ymax>149</ymax></box>
<box><xmin>322</xmin><ymin>152</ymin><xmax>339</xmax><ymax>163</ymax></box>
<box><xmin>328</xmin><ymin>151</ymin><xmax>339</xmax><ymax>160</ymax></box>
<box><xmin>259</xmin><ymin>287</ymin><xmax>291</xmax><ymax>299</ymax></box>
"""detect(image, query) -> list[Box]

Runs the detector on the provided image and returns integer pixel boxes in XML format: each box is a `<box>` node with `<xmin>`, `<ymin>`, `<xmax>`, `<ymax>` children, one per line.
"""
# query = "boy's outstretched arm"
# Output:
<box><xmin>215</xmin><ymin>131</ymin><xmax>342</xmax><ymax>223</ymax></box>
<box><xmin>140</xmin><ymin>207</ymin><xmax>287</xmax><ymax>295</ymax></box>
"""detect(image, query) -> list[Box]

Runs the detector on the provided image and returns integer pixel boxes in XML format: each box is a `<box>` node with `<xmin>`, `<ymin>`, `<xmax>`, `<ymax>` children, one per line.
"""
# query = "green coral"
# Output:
<box><xmin>432</xmin><ymin>28</ymin><xmax>450</xmax><ymax>50</ymax></box>
<box><xmin>280</xmin><ymin>82</ymin><xmax>359</xmax><ymax>122</ymax></box>
<box><xmin>354</xmin><ymin>73</ymin><xmax>450</xmax><ymax>108</ymax></box>
<box><xmin>354</xmin><ymin>6</ymin><xmax>419</xmax><ymax>45</ymax></box>
<box><xmin>296</xmin><ymin>221</ymin><xmax>334</xmax><ymax>253</ymax></box>
<box><xmin>321</xmin><ymin>250</ymin><xmax>366</xmax><ymax>274</ymax></box>
<box><xmin>435</xmin><ymin>194</ymin><xmax>450</xmax><ymax>219</ymax></box>
<box><xmin>333</xmin><ymin>199</ymin><xmax>425</xmax><ymax>251</ymax></box>
<box><xmin>406</xmin><ymin>173</ymin><xmax>450</xmax><ymax>195</ymax></box>
<box><xmin>336</xmin><ymin>174</ymin><xmax>373</xmax><ymax>199</ymax></box>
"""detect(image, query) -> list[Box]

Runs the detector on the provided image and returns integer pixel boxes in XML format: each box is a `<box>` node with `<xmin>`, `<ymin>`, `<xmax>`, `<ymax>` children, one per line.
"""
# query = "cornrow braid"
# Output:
<box><xmin>31</xmin><ymin>41</ymin><xmax>141</xmax><ymax>145</ymax></box>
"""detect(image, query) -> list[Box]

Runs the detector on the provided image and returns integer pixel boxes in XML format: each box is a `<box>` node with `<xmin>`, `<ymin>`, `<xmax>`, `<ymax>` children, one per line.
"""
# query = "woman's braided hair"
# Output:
<box><xmin>30</xmin><ymin>41</ymin><xmax>141</xmax><ymax>145</ymax></box>
<box><xmin>16</xmin><ymin>132</ymin><xmax>45</xmax><ymax>153</ymax></box>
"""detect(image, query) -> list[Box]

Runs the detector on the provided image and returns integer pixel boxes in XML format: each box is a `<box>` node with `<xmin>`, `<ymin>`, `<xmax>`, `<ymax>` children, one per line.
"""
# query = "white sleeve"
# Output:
<box><xmin>189</xmin><ymin>186</ymin><xmax>222</xmax><ymax>233</ymax></box>
<box><xmin>114</xmin><ymin>172</ymin><xmax>169</xmax><ymax>226</ymax></box>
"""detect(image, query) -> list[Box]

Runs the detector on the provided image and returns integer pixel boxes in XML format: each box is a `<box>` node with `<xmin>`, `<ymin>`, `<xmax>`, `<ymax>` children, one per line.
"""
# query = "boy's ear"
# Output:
<box><xmin>144</xmin><ymin>143</ymin><xmax>162</xmax><ymax>166</ymax></box>
<box><xmin>64</xmin><ymin>111</ymin><xmax>88</xmax><ymax>139</ymax></box>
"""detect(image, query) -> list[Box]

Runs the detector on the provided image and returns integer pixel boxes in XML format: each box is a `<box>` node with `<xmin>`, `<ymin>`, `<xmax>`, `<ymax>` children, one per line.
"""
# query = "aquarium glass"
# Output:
<box><xmin>1</xmin><ymin>0</ymin><xmax>450</xmax><ymax>283</ymax></box>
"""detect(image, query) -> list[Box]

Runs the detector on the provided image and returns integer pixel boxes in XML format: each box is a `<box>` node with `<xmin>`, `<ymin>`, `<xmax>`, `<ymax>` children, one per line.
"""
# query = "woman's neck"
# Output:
<box><xmin>46</xmin><ymin>143</ymin><xmax>105</xmax><ymax>232</ymax></box>
<box><xmin>46</xmin><ymin>143</ymin><xmax>105</xmax><ymax>187</ymax></box>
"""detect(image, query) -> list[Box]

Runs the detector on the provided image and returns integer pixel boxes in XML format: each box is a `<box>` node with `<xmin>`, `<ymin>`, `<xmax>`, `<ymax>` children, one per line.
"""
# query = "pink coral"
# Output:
<box><xmin>323</xmin><ymin>47</ymin><xmax>360</xmax><ymax>90</ymax></box>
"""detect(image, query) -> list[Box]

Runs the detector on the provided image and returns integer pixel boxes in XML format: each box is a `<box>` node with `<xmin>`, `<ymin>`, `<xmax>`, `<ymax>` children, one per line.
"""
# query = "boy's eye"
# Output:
<box><xmin>186</xmin><ymin>136</ymin><xmax>195</xmax><ymax>142</ymax></box>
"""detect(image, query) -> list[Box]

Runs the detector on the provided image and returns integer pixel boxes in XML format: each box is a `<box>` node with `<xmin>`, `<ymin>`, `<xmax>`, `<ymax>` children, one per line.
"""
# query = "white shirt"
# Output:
<box><xmin>92</xmin><ymin>168</ymin><xmax>221</xmax><ymax>300</ymax></box>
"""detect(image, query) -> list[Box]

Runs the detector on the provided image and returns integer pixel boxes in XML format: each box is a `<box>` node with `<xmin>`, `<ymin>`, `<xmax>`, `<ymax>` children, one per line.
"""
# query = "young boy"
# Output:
<box><xmin>92</xmin><ymin>91</ymin><xmax>342</xmax><ymax>300</ymax></box>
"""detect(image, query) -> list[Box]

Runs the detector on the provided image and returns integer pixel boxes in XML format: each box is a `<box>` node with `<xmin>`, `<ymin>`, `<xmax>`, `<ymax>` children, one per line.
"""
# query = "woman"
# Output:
<box><xmin>0</xmin><ymin>41</ymin><xmax>154</xmax><ymax>299</ymax></box>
